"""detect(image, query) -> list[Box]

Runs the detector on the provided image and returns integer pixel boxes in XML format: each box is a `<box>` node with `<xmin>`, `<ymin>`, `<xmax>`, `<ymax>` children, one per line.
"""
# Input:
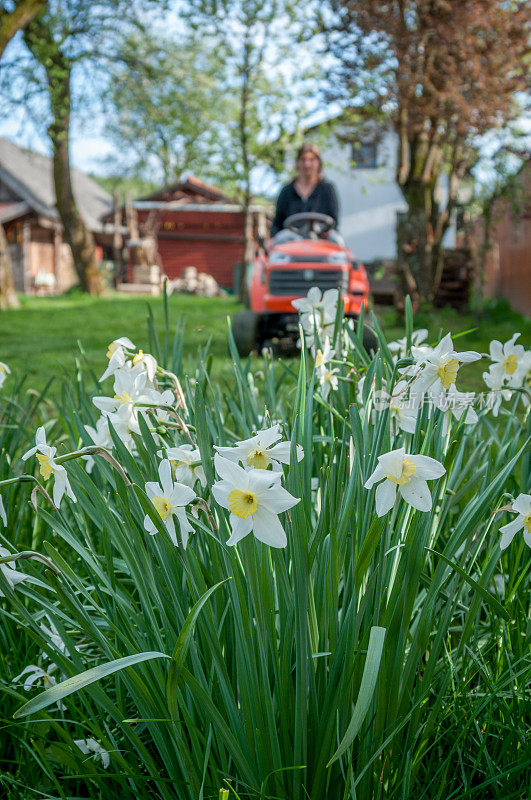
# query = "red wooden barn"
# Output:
<box><xmin>128</xmin><ymin>176</ymin><xmax>269</xmax><ymax>289</ymax></box>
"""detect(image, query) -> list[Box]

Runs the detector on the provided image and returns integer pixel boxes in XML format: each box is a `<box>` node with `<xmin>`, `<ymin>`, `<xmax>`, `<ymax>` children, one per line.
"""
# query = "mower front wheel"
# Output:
<box><xmin>231</xmin><ymin>310</ymin><xmax>261</xmax><ymax>357</ymax></box>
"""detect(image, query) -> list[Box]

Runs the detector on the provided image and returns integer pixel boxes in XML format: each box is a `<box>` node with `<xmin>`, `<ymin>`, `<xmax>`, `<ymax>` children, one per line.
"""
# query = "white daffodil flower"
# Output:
<box><xmin>157</xmin><ymin>444</ymin><xmax>206</xmax><ymax>488</ymax></box>
<box><xmin>22</xmin><ymin>427</ymin><xmax>76</xmax><ymax>507</ymax></box>
<box><xmin>487</xmin><ymin>334</ymin><xmax>528</xmax><ymax>388</ymax></box>
<box><xmin>106</xmin><ymin>406</ymin><xmax>137</xmax><ymax>451</ymax></box>
<box><xmin>95</xmin><ymin>370</ymin><xmax>173</xmax><ymax>433</ymax></box>
<box><xmin>212</xmin><ymin>454</ymin><xmax>299</xmax><ymax>547</ymax></box>
<box><xmin>144</xmin><ymin>459</ymin><xmax>196</xmax><ymax>548</ymax></box>
<box><xmin>130</xmin><ymin>349</ymin><xmax>158</xmax><ymax>382</ymax></box>
<box><xmin>499</xmin><ymin>493</ymin><xmax>531</xmax><ymax>550</ymax></box>
<box><xmin>74</xmin><ymin>738</ymin><xmax>110</xmax><ymax>769</ymax></box>
<box><xmin>38</xmin><ymin>615</ymin><xmax>83</xmax><ymax>660</ymax></box>
<box><xmin>435</xmin><ymin>385</ymin><xmax>478</xmax><ymax>435</ymax></box>
<box><xmin>13</xmin><ymin>662</ymin><xmax>58</xmax><ymax>691</ymax></box>
<box><xmin>315</xmin><ymin>338</ymin><xmax>339</xmax><ymax>400</ymax></box>
<box><xmin>144</xmin><ymin>386</ymin><xmax>177</xmax><ymax>426</ymax></box>
<box><xmin>0</xmin><ymin>547</ymin><xmax>29</xmax><ymax>595</ymax></box>
<box><xmin>93</xmin><ymin>369</ymin><xmax>148</xmax><ymax>416</ymax></box>
<box><xmin>99</xmin><ymin>337</ymin><xmax>136</xmax><ymax>382</ymax></box>
<box><xmin>215</xmin><ymin>424</ymin><xmax>303</xmax><ymax>471</ymax></box>
<box><xmin>83</xmin><ymin>416</ymin><xmax>112</xmax><ymax>473</ymax></box>
<box><xmin>291</xmin><ymin>286</ymin><xmax>339</xmax><ymax>318</ymax></box>
<box><xmin>482</xmin><ymin>368</ymin><xmax>512</xmax><ymax>416</ymax></box>
<box><xmin>0</xmin><ymin>360</ymin><xmax>10</xmax><ymax>389</ymax></box>
<box><xmin>292</xmin><ymin>288</ymin><xmax>339</xmax><ymax>349</ymax></box>
<box><xmin>299</xmin><ymin>309</ymin><xmax>336</xmax><ymax>350</ymax></box>
<box><xmin>389</xmin><ymin>329</ymin><xmax>428</xmax><ymax>359</ymax></box>
<box><xmin>410</xmin><ymin>333</ymin><xmax>481</xmax><ymax>396</ymax></box>
<box><xmin>0</xmin><ymin>495</ymin><xmax>6</xmax><ymax>527</ymax></box>
<box><xmin>317</xmin><ymin>363</ymin><xmax>339</xmax><ymax>400</ymax></box>
<box><xmin>386</xmin><ymin>380</ymin><xmax>420</xmax><ymax>435</ymax></box>
<box><xmin>314</xmin><ymin>337</ymin><xmax>335</xmax><ymax>368</ymax></box>
<box><xmin>365</xmin><ymin>447</ymin><xmax>446</xmax><ymax>516</ymax></box>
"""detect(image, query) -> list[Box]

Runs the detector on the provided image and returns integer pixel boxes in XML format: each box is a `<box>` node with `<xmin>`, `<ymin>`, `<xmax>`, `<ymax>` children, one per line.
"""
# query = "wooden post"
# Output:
<box><xmin>53</xmin><ymin>224</ymin><xmax>61</xmax><ymax>292</ymax></box>
<box><xmin>22</xmin><ymin>219</ymin><xmax>31</xmax><ymax>293</ymax></box>
<box><xmin>113</xmin><ymin>189</ymin><xmax>124</xmax><ymax>285</ymax></box>
<box><xmin>0</xmin><ymin>223</ymin><xmax>20</xmax><ymax>309</ymax></box>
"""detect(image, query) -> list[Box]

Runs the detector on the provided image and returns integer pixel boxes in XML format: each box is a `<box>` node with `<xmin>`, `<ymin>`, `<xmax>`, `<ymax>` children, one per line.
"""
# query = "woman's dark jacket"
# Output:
<box><xmin>270</xmin><ymin>179</ymin><xmax>339</xmax><ymax>236</ymax></box>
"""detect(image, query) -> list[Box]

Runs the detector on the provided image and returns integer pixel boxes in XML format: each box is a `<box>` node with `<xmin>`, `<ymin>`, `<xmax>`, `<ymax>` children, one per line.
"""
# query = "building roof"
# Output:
<box><xmin>0</xmin><ymin>137</ymin><xmax>112</xmax><ymax>231</ymax></box>
<box><xmin>139</xmin><ymin>174</ymin><xmax>237</xmax><ymax>205</ymax></box>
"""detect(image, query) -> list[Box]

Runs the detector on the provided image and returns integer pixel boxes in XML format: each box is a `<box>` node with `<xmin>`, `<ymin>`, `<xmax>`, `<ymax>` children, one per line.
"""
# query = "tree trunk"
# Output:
<box><xmin>396</xmin><ymin>128</ymin><xmax>445</xmax><ymax>303</ymax></box>
<box><xmin>396</xmin><ymin>180</ymin><xmax>434</xmax><ymax>302</ymax></box>
<box><xmin>0</xmin><ymin>224</ymin><xmax>20</xmax><ymax>310</ymax></box>
<box><xmin>25</xmin><ymin>25</ymin><xmax>104</xmax><ymax>295</ymax></box>
<box><xmin>0</xmin><ymin>0</ymin><xmax>47</xmax><ymax>57</ymax></box>
<box><xmin>238</xmin><ymin>32</ymin><xmax>253</xmax><ymax>304</ymax></box>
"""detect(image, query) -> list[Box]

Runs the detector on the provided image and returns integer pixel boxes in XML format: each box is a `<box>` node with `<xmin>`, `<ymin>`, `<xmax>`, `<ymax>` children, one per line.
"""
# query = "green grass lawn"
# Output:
<box><xmin>0</xmin><ymin>291</ymin><xmax>241</xmax><ymax>392</ymax></box>
<box><xmin>0</xmin><ymin>291</ymin><xmax>529</xmax><ymax>394</ymax></box>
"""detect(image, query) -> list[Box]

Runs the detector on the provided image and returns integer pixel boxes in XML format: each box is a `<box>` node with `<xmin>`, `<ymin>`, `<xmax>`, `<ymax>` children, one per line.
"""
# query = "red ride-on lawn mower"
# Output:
<box><xmin>232</xmin><ymin>212</ymin><xmax>375</xmax><ymax>355</ymax></box>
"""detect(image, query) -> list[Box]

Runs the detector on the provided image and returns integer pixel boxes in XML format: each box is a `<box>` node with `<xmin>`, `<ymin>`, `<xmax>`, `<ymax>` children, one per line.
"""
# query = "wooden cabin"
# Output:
<box><xmin>0</xmin><ymin>137</ymin><xmax>114</xmax><ymax>293</ymax></box>
<box><xmin>122</xmin><ymin>176</ymin><xmax>269</xmax><ymax>290</ymax></box>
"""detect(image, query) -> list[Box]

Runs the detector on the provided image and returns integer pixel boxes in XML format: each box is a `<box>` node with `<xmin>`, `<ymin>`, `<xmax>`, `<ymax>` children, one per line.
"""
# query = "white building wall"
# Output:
<box><xmin>321</xmin><ymin>128</ymin><xmax>455</xmax><ymax>262</ymax></box>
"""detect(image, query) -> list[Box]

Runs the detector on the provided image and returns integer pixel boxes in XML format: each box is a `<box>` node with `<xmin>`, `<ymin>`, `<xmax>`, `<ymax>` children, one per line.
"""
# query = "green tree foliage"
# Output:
<box><xmin>325</xmin><ymin>0</ymin><xmax>529</xmax><ymax>302</ymax></box>
<box><xmin>104</xmin><ymin>32</ymin><xmax>225</xmax><ymax>187</ymax></box>
<box><xmin>184</xmin><ymin>0</ymin><xmax>320</xmax><ymax>296</ymax></box>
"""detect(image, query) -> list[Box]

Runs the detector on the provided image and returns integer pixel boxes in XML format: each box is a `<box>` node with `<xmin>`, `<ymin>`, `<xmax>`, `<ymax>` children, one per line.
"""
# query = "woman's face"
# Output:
<box><xmin>297</xmin><ymin>151</ymin><xmax>320</xmax><ymax>182</ymax></box>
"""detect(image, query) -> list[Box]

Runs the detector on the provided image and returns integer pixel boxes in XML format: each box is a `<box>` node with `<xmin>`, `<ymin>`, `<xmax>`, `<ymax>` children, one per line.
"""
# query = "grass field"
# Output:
<box><xmin>0</xmin><ymin>291</ymin><xmax>529</xmax><ymax>393</ymax></box>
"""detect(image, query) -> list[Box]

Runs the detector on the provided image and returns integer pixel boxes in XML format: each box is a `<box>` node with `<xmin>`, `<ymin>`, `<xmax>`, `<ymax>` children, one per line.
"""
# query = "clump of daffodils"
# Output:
<box><xmin>93</xmin><ymin>337</ymin><xmax>182</xmax><ymax>453</ymax></box>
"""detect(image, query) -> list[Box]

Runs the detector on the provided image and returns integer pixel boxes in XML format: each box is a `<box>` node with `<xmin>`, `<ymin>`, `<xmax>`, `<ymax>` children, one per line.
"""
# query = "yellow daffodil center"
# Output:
<box><xmin>228</xmin><ymin>489</ymin><xmax>257</xmax><ymax>519</ymax></box>
<box><xmin>133</xmin><ymin>350</ymin><xmax>144</xmax><ymax>365</ymax></box>
<box><xmin>246</xmin><ymin>448</ymin><xmax>269</xmax><ymax>469</ymax></box>
<box><xmin>106</xmin><ymin>342</ymin><xmax>117</xmax><ymax>359</ymax></box>
<box><xmin>36</xmin><ymin>453</ymin><xmax>53</xmax><ymax>480</ymax></box>
<box><xmin>437</xmin><ymin>358</ymin><xmax>459</xmax><ymax>389</ymax></box>
<box><xmin>114</xmin><ymin>391</ymin><xmax>131</xmax><ymax>406</ymax></box>
<box><xmin>325</xmin><ymin>371</ymin><xmax>333</xmax><ymax>383</ymax></box>
<box><xmin>152</xmin><ymin>496</ymin><xmax>172</xmax><ymax>520</ymax></box>
<box><xmin>0</xmin><ymin>364</ymin><xmax>5</xmax><ymax>374</ymax></box>
<box><xmin>315</xmin><ymin>349</ymin><xmax>324</xmax><ymax>368</ymax></box>
<box><xmin>524</xmin><ymin>513</ymin><xmax>531</xmax><ymax>534</ymax></box>
<box><xmin>503</xmin><ymin>354</ymin><xmax>518</xmax><ymax>375</ymax></box>
<box><xmin>387</xmin><ymin>458</ymin><xmax>416</xmax><ymax>485</ymax></box>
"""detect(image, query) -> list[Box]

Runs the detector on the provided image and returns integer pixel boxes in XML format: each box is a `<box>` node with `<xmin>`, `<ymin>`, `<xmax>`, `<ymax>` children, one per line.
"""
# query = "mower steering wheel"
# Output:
<box><xmin>284</xmin><ymin>212</ymin><xmax>336</xmax><ymax>236</ymax></box>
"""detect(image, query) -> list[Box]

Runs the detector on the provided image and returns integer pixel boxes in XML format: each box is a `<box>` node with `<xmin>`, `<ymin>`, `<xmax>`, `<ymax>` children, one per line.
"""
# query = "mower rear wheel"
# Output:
<box><xmin>232</xmin><ymin>310</ymin><xmax>261</xmax><ymax>357</ymax></box>
<box><xmin>362</xmin><ymin>325</ymin><xmax>379</xmax><ymax>355</ymax></box>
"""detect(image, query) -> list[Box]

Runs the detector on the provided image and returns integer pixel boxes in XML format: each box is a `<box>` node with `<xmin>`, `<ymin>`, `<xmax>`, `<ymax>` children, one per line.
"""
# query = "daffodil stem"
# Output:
<box><xmin>54</xmin><ymin>448</ymin><xmax>131</xmax><ymax>486</ymax></box>
<box><xmin>54</xmin><ymin>448</ymin><xmax>103</xmax><ymax>464</ymax></box>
